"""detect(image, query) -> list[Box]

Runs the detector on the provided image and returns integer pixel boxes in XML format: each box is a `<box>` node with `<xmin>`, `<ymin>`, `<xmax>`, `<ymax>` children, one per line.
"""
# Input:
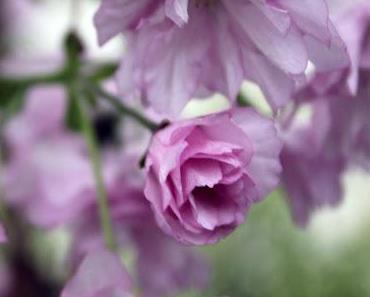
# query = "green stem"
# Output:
<box><xmin>0</xmin><ymin>136</ymin><xmax>9</xmax><ymax>225</ymax></box>
<box><xmin>0</xmin><ymin>71</ymin><xmax>67</xmax><ymax>87</ymax></box>
<box><xmin>0</xmin><ymin>122</ymin><xmax>12</xmax><ymax>242</ymax></box>
<box><xmin>77</xmin><ymin>96</ymin><xmax>117</xmax><ymax>251</ymax></box>
<box><xmin>87</xmin><ymin>82</ymin><xmax>160</xmax><ymax>132</ymax></box>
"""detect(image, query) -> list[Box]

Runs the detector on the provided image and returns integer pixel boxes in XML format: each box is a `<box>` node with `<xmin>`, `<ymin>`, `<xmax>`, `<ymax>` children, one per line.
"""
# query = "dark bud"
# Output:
<box><xmin>63</xmin><ymin>31</ymin><xmax>84</xmax><ymax>58</ymax></box>
<box><xmin>93</xmin><ymin>112</ymin><xmax>120</xmax><ymax>147</ymax></box>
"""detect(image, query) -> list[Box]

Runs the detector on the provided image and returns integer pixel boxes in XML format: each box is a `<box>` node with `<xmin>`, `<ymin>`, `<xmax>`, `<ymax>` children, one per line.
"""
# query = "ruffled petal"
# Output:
<box><xmin>231</xmin><ymin>108</ymin><xmax>283</xmax><ymax>201</ymax></box>
<box><xmin>165</xmin><ymin>0</ymin><xmax>189</xmax><ymax>26</ymax></box>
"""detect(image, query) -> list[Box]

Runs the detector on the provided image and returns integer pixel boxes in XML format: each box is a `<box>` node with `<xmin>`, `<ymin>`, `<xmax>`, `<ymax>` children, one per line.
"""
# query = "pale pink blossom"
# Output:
<box><xmin>281</xmin><ymin>84</ymin><xmax>370</xmax><ymax>225</ymax></box>
<box><xmin>144</xmin><ymin>108</ymin><xmax>282</xmax><ymax>245</ymax></box>
<box><xmin>71</xmin><ymin>157</ymin><xmax>209</xmax><ymax>297</ymax></box>
<box><xmin>280</xmin><ymin>102</ymin><xmax>345</xmax><ymax>226</ymax></box>
<box><xmin>61</xmin><ymin>249</ymin><xmax>133</xmax><ymax>297</ymax></box>
<box><xmin>279</xmin><ymin>1</ymin><xmax>370</xmax><ymax>225</ymax></box>
<box><xmin>95</xmin><ymin>0</ymin><xmax>349</xmax><ymax>116</ymax></box>
<box><xmin>3</xmin><ymin>86</ymin><xmax>94</xmax><ymax>228</ymax></box>
<box><xmin>295</xmin><ymin>0</ymin><xmax>370</xmax><ymax>98</ymax></box>
<box><xmin>331</xmin><ymin>0</ymin><xmax>370</xmax><ymax>94</ymax></box>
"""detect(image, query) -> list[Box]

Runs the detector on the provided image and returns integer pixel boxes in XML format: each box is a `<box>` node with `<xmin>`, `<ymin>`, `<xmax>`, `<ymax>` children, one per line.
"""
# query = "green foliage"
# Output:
<box><xmin>0</xmin><ymin>32</ymin><xmax>118</xmax><ymax>132</ymax></box>
<box><xmin>88</xmin><ymin>63</ymin><xmax>118</xmax><ymax>83</ymax></box>
<box><xmin>0</xmin><ymin>79</ymin><xmax>27</xmax><ymax>119</ymax></box>
<box><xmin>197</xmin><ymin>191</ymin><xmax>370</xmax><ymax>297</ymax></box>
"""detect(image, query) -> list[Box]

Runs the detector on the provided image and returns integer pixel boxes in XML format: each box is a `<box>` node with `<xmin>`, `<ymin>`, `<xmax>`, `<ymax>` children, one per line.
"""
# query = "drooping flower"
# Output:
<box><xmin>144</xmin><ymin>108</ymin><xmax>282</xmax><ymax>245</ymax></box>
<box><xmin>95</xmin><ymin>0</ymin><xmax>349</xmax><ymax>116</ymax></box>
<box><xmin>61</xmin><ymin>249</ymin><xmax>134</xmax><ymax>297</ymax></box>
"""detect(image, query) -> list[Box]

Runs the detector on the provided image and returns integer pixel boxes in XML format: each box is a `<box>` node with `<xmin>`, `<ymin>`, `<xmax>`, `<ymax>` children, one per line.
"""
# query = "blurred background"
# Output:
<box><xmin>1</xmin><ymin>1</ymin><xmax>370</xmax><ymax>296</ymax></box>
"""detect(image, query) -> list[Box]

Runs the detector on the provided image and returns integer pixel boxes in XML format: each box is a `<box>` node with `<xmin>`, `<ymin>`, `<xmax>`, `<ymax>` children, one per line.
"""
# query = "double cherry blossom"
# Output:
<box><xmin>95</xmin><ymin>0</ymin><xmax>349</xmax><ymax>116</ymax></box>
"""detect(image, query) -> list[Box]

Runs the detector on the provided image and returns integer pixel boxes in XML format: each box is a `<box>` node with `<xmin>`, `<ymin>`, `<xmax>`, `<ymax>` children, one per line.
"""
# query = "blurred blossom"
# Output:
<box><xmin>132</xmin><ymin>224</ymin><xmax>209</xmax><ymax>297</ymax></box>
<box><xmin>281</xmin><ymin>83</ymin><xmax>370</xmax><ymax>226</ymax></box>
<box><xmin>2</xmin><ymin>80</ymin><xmax>209</xmax><ymax>296</ymax></box>
<box><xmin>61</xmin><ymin>249</ymin><xmax>134</xmax><ymax>297</ymax></box>
<box><xmin>333</xmin><ymin>0</ymin><xmax>370</xmax><ymax>94</ymax></box>
<box><xmin>3</xmin><ymin>86</ymin><xmax>94</xmax><ymax>228</ymax></box>
<box><xmin>280</xmin><ymin>0</ymin><xmax>370</xmax><ymax>226</ymax></box>
<box><xmin>71</xmin><ymin>156</ymin><xmax>209</xmax><ymax>297</ymax></box>
<box><xmin>323</xmin><ymin>88</ymin><xmax>370</xmax><ymax>171</ymax></box>
<box><xmin>0</xmin><ymin>0</ymin><xmax>61</xmax><ymax>56</ymax></box>
<box><xmin>4</xmin><ymin>86</ymin><xmax>68</xmax><ymax>152</ymax></box>
<box><xmin>1</xmin><ymin>0</ymin><xmax>31</xmax><ymax>46</ymax></box>
<box><xmin>280</xmin><ymin>102</ymin><xmax>345</xmax><ymax>226</ymax></box>
<box><xmin>1</xmin><ymin>0</ymin><xmax>370</xmax><ymax>297</ymax></box>
<box><xmin>144</xmin><ymin>108</ymin><xmax>282</xmax><ymax>245</ymax></box>
<box><xmin>94</xmin><ymin>0</ymin><xmax>349</xmax><ymax>117</ymax></box>
<box><xmin>295</xmin><ymin>0</ymin><xmax>370</xmax><ymax>98</ymax></box>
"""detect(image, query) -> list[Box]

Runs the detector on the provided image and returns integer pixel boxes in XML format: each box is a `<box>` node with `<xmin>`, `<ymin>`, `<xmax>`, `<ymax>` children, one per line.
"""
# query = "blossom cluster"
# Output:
<box><xmin>0</xmin><ymin>0</ymin><xmax>369</xmax><ymax>296</ymax></box>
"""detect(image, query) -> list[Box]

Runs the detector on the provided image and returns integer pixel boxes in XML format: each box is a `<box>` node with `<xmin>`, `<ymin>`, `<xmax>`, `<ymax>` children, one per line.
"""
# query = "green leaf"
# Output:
<box><xmin>88</xmin><ymin>63</ymin><xmax>118</xmax><ymax>82</ymax></box>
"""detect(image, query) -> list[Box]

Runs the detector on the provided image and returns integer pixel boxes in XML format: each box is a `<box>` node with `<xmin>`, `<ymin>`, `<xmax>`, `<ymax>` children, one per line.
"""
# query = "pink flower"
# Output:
<box><xmin>71</xmin><ymin>157</ymin><xmax>209</xmax><ymax>297</ymax></box>
<box><xmin>281</xmin><ymin>149</ymin><xmax>344</xmax><ymax>226</ymax></box>
<box><xmin>331</xmin><ymin>0</ymin><xmax>370</xmax><ymax>94</ymax></box>
<box><xmin>144</xmin><ymin>108</ymin><xmax>282</xmax><ymax>245</ymax></box>
<box><xmin>280</xmin><ymin>102</ymin><xmax>345</xmax><ymax>226</ymax></box>
<box><xmin>3</xmin><ymin>86</ymin><xmax>94</xmax><ymax>228</ymax></box>
<box><xmin>280</xmin><ymin>85</ymin><xmax>370</xmax><ymax>225</ymax></box>
<box><xmin>323</xmin><ymin>89</ymin><xmax>370</xmax><ymax>172</ymax></box>
<box><xmin>281</xmin><ymin>3</ymin><xmax>370</xmax><ymax>225</ymax></box>
<box><xmin>279</xmin><ymin>0</ymin><xmax>370</xmax><ymax>225</ymax></box>
<box><xmin>4</xmin><ymin>86</ymin><xmax>67</xmax><ymax>152</ymax></box>
<box><xmin>2</xmin><ymin>81</ymin><xmax>208</xmax><ymax>296</ymax></box>
<box><xmin>294</xmin><ymin>1</ymin><xmax>370</xmax><ymax>98</ymax></box>
<box><xmin>131</xmin><ymin>223</ymin><xmax>209</xmax><ymax>297</ymax></box>
<box><xmin>61</xmin><ymin>249</ymin><xmax>133</xmax><ymax>297</ymax></box>
<box><xmin>95</xmin><ymin>0</ymin><xmax>349</xmax><ymax>116</ymax></box>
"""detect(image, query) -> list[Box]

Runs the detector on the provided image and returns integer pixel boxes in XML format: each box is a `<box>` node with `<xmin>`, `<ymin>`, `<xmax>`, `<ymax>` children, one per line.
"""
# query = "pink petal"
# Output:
<box><xmin>165</xmin><ymin>0</ymin><xmax>189</xmax><ymax>26</ymax></box>
<box><xmin>61</xmin><ymin>249</ymin><xmax>132</xmax><ymax>297</ymax></box>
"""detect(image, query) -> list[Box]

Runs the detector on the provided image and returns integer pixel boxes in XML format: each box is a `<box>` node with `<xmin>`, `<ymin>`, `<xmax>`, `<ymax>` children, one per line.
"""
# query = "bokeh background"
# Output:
<box><xmin>1</xmin><ymin>1</ymin><xmax>370</xmax><ymax>296</ymax></box>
